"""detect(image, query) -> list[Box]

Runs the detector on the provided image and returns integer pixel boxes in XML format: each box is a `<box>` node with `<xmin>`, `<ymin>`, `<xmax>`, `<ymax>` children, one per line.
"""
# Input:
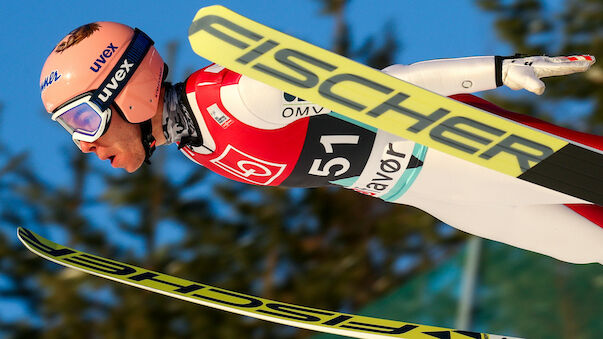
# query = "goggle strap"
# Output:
<box><xmin>90</xmin><ymin>28</ymin><xmax>154</xmax><ymax>111</ymax></box>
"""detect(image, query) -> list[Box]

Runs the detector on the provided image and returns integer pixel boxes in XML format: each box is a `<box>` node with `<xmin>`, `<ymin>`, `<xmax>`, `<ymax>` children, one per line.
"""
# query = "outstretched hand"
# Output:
<box><xmin>502</xmin><ymin>55</ymin><xmax>596</xmax><ymax>95</ymax></box>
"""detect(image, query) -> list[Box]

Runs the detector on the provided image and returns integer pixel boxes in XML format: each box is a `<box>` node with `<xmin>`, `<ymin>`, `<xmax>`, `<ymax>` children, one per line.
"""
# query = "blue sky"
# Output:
<box><xmin>0</xmin><ymin>0</ymin><xmax>501</xmax><ymax>186</ymax></box>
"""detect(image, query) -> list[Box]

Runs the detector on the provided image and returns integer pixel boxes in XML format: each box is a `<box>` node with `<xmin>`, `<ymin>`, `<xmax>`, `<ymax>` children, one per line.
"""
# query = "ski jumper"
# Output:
<box><xmin>169</xmin><ymin>58</ymin><xmax>602</xmax><ymax>265</ymax></box>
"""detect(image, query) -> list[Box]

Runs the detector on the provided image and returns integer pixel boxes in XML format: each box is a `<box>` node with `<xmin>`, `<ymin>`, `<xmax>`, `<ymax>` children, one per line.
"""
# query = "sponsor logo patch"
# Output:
<box><xmin>210</xmin><ymin>145</ymin><xmax>286</xmax><ymax>185</ymax></box>
<box><xmin>207</xmin><ymin>103</ymin><xmax>233</xmax><ymax>128</ymax></box>
<box><xmin>281</xmin><ymin>93</ymin><xmax>329</xmax><ymax>119</ymax></box>
<box><xmin>40</xmin><ymin>70</ymin><xmax>62</xmax><ymax>92</ymax></box>
<box><xmin>349</xmin><ymin>141</ymin><xmax>411</xmax><ymax>197</ymax></box>
<box><xmin>97</xmin><ymin>59</ymin><xmax>134</xmax><ymax>102</ymax></box>
<box><xmin>90</xmin><ymin>43</ymin><xmax>119</xmax><ymax>72</ymax></box>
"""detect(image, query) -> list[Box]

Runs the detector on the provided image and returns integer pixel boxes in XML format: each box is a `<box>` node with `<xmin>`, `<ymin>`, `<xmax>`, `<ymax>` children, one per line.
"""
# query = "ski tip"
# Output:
<box><xmin>191</xmin><ymin>4</ymin><xmax>229</xmax><ymax>22</ymax></box>
<box><xmin>16</xmin><ymin>227</ymin><xmax>45</xmax><ymax>252</ymax></box>
<box><xmin>16</xmin><ymin>227</ymin><xmax>34</xmax><ymax>254</ymax></box>
<box><xmin>16</xmin><ymin>227</ymin><xmax>31</xmax><ymax>246</ymax></box>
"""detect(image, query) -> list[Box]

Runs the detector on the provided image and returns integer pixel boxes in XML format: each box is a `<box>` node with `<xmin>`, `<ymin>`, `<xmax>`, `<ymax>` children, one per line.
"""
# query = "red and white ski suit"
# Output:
<box><xmin>175</xmin><ymin>59</ymin><xmax>602</xmax><ymax>264</ymax></box>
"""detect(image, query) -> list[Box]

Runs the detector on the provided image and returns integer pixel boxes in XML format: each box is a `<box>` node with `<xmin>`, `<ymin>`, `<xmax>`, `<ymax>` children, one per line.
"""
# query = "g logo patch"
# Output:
<box><xmin>210</xmin><ymin>145</ymin><xmax>287</xmax><ymax>185</ymax></box>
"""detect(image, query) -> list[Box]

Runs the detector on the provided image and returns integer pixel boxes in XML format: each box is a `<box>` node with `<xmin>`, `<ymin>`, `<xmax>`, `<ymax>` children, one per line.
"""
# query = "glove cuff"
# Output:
<box><xmin>495</xmin><ymin>54</ymin><xmax>530</xmax><ymax>87</ymax></box>
<box><xmin>495</xmin><ymin>55</ymin><xmax>504</xmax><ymax>87</ymax></box>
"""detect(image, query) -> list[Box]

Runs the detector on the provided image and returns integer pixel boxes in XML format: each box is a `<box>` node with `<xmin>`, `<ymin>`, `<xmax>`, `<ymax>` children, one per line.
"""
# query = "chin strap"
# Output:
<box><xmin>140</xmin><ymin>120</ymin><xmax>156</xmax><ymax>165</ymax></box>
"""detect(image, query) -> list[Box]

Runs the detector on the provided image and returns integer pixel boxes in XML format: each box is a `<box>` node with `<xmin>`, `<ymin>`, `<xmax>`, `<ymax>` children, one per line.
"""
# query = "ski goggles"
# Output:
<box><xmin>51</xmin><ymin>93</ymin><xmax>112</xmax><ymax>146</ymax></box>
<box><xmin>51</xmin><ymin>28</ymin><xmax>154</xmax><ymax>147</ymax></box>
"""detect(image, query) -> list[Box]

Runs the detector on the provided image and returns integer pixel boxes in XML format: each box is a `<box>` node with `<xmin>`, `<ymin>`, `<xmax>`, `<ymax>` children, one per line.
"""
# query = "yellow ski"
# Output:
<box><xmin>18</xmin><ymin>227</ymin><xmax>520</xmax><ymax>339</ymax></box>
<box><xmin>187</xmin><ymin>5</ymin><xmax>602</xmax><ymax>205</ymax></box>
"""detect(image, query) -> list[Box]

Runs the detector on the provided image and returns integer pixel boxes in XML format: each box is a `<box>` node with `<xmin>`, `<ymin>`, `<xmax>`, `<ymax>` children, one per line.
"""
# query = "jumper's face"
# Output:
<box><xmin>79</xmin><ymin>110</ymin><xmax>145</xmax><ymax>173</ymax></box>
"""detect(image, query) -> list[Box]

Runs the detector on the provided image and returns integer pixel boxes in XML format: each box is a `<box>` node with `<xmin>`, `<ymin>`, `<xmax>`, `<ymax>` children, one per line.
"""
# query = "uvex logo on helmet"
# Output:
<box><xmin>90</xmin><ymin>43</ymin><xmax>119</xmax><ymax>72</ymax></box>
<box><xmin>98</xmin><ymin>59</ymin><xmax>134</xmax><ymax>102</ymax></box>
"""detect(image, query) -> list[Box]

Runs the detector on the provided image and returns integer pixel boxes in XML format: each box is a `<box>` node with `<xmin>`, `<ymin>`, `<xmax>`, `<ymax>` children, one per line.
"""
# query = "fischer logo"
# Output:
<box><xmin>191</xmin><ymin>15</ymin><xmax>557</xmax><ymax>174</ymax></box>
<box><xmin>98</xmin><ymin>59</ymin><xmax>134</xmax><ymax>102</ymax></box>
<box><xmin>19</xmin><ymin>226</ymin><xmax>448</xmax><ymax>339</ymax></box>
<box><xmin>40</xmin><ymin>70</ymin><xmax>61</xmax><ymax>92</ymax></box>
<box><xmin>90</xmin><ymin>43</ymin><xmax>118</xmax><ymax>72</ymax></box>
<box><xmin>210</xmin><ymin>145</ymin><xmax>286</xmax><ymax>185</ymax></box>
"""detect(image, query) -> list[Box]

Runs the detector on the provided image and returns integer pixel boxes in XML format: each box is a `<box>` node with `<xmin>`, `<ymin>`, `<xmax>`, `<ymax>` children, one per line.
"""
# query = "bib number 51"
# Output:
<box><xmin>308</xmin><ymin>135</ymin><xmax>359</xmax><ymax>177</ymax></box>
